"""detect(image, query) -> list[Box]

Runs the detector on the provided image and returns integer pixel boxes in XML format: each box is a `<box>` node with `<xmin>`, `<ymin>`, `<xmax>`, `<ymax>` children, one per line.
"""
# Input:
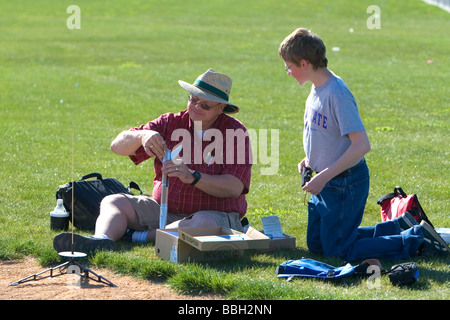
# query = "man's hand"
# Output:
<box><xmin>141</xmin><ymin>131</ymin><xmax>165</xmax><ymax>160</ymax></box>
<box><xmin>111</xmin><ymin>129</ymin><xmax>165</xmax><ymax>159</ymax></box>
<box><xmin>162</xmin><ymin>160</ymin><xmax>195</xmax><ymax>184</ymax></box>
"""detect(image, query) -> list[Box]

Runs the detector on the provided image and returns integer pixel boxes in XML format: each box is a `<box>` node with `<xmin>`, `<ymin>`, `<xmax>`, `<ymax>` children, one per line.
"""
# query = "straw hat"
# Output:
<box><xmin>178</xmin><ymin>69</ymin><xmax>239</xmax><ymax>114</ymax></box>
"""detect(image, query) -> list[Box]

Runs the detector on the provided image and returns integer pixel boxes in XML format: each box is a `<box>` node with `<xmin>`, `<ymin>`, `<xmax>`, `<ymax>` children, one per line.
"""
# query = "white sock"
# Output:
<box><xmin>94</xmin><ymin>234</ymin><xmax>110</xmax><ymax>240</ymax></box>
<box><xmin>132</xmin><ymin>231</ymin><xmax>148</xmax><ymax>243</ymax></box>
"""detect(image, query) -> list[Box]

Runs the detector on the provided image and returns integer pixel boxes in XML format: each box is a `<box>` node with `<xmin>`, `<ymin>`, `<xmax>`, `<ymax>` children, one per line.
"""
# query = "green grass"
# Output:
<box><xmin>1</xmin><ymin>0</ymin><xmax>449</xmax><ymax>300</ymax></box>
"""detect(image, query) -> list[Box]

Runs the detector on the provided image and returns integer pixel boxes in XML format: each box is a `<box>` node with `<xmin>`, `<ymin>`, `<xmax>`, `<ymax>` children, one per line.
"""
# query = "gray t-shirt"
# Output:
<box><xmin>303</xmin><ymin>73</ymin><xmax>365</xmax><ymax>172</ymax></box>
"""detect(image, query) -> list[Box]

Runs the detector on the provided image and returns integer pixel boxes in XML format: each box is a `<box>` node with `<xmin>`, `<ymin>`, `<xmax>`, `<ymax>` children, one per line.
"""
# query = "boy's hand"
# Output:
<box><xmin>298</xmin><ymin>157</ymin><xmax>309</xmax><ymax>174</ymax></box>
<box><xmin>302</xmin><ymin>173</ymin><xmax>327</xmax><ymax>195</ymax></box>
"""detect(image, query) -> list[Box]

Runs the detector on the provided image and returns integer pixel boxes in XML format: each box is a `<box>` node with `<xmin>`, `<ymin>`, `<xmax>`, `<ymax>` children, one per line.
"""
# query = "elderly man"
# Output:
<box><xmin>54</xmin><ymin>69</ymin><xmax>252</xmax><ymax>254</ymax></box>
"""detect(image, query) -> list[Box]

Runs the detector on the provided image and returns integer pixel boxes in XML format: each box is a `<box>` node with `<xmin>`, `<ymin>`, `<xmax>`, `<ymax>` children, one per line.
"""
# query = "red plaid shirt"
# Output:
<box><xmin>129</xmin><ymin>109</ymin><xmax>252</xmax><ymax>218</ymax></box>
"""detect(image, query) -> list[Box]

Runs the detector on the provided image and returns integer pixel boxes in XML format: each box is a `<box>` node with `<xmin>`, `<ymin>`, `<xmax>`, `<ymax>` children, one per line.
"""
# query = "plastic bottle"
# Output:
<box><xmin>170</xmin><ymin>245</ymin><xmax>178</xmax><ymax>263</ymax></box>
<box><xmin>50</xmin><ymin>199</ymin><xmax>69</xmax><ymax>230</ymax></box>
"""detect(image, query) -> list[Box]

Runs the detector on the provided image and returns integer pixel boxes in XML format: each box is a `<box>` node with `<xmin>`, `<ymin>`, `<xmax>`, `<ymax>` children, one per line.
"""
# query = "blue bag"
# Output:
<box><xmin>276</xmin><ymin>258</ymin><xmax>355</xmax><ymax>281</ymax></box>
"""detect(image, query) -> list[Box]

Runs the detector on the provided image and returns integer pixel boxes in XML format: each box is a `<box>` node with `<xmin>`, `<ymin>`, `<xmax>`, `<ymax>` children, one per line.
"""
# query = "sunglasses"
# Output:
<box><xmin>188</xmin><ymin>96</ymin><xmax>221</xmax><ymax>111</ymax></box>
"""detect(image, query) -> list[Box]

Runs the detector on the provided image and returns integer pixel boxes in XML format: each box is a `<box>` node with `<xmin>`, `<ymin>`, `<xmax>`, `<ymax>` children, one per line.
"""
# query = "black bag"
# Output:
<box><xmin>56</xmin><ymin>173</ymin><xmax>142</xmax><ymax>231</ymax></box>
<box><xmin>387</xmin><ymin>262</ymin><xmax>419</xmax><ymax>286</ymax></box>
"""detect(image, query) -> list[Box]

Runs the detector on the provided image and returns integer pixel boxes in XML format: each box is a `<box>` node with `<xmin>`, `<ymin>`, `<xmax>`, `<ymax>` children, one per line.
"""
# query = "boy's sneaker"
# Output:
<box><xmin>419</xmin><ymin>221</ymin><xmax>449</xmax><ymax>256</ymax></box>
<box><xmin>53</xmin><ymin>233</ymin><xmax>115</xmax><ymax>255</ymax></box>
<box><xmin>396</xmin><ymin>212</ymin><xmax>418</xmax><ymax>230</ymax></box>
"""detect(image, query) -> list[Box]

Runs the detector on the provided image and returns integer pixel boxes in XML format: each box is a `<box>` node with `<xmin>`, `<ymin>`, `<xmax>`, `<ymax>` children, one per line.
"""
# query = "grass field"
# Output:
<box><xmin>0</xmin><ymin>0</ymin><xmax>449</xmax><ymax>300</ymax></box>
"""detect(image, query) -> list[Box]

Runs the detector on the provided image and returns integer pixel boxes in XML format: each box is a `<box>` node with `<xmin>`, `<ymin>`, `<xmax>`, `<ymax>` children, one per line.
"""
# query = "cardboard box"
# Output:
<box><xmin>155</xmin><ymin>226</ymin><xmax>269</xmax><ymax>263</ymax></box>
<box><xmin>261</xmin><ymin>231</ymin><xmax>296</xmax><ymax>250</ymax></box>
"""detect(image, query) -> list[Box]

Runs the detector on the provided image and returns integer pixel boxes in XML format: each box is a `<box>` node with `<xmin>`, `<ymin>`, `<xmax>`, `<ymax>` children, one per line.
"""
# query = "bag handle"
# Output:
<box><xmin>80</xmin><ymin>172</ymin><xmax>103</xmax><ymax>180</ymax></box>
<box><xmin>393</xmin><ymin>186</ymin><xmax>407</xmax><ymax>197</ymax></box>
<box><xmin>128</xmin><ymin>181</ymin><xmax>143</xmax><ymax>195</ymax></box>
<box><xmin>377</xmin><ymin>186</ymin><xmax>407</xmax><ymax>205</ymax></box>
<box><xmin>78</xmin><ymin>173</ymin><xmax>143</xmax><ymax>195</ymax></box>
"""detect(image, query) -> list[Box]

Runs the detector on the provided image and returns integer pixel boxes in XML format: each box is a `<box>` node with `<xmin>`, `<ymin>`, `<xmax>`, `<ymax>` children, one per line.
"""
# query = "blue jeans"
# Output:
<box><xmin>345</xmin><ymin>220</ymin><xmax>424</xmax><ymax>261</ymax></box>
<box><xmin>307</xmin><ymin>159</ymin><xmax>424</xmax><ymax>261</ymax></box>
<box><xmin>307</xmin><ymin>160</ymin><xmax>370</xmax><ymax>258</ymax></box>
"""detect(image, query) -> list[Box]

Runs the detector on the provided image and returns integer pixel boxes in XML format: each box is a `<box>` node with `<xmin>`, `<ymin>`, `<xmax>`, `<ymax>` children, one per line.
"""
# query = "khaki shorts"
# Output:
<box><xmin>122</xmin><ymin>194</ymin><xmax>243</xmax><ymax>232</ymax></box>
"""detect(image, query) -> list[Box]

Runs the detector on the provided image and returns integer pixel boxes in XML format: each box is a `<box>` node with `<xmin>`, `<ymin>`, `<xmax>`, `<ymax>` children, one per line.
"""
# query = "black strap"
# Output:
<box><xmin>78</xmin><ymin>173</ymin><xmax>143</xmax><ymax>195</ymax></box>
<box><xmin>128</xmin><ymin>181</ymin><xmax>143</xmax><ymax>195</ymax></box>
<box><xmin>80</xmin><ymin>172</ymin><xmax>103</xmax><ymax>180</ymax></box>
<box><xmin>377</xmin><ymin>186</ymin><xmax>407</xmax><ymax>205</ymax></box>
<box><xmin>393</xmin><ymin>186</ymin><xmax>407</xmax><ymax>197</ymax></box>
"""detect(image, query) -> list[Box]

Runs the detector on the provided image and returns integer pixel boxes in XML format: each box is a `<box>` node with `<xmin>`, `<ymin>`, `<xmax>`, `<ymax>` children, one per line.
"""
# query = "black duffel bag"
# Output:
<box><xmin>56</xmin><ymin>173</ymin><xmax>142</xmax><ymax>231</ymax></box>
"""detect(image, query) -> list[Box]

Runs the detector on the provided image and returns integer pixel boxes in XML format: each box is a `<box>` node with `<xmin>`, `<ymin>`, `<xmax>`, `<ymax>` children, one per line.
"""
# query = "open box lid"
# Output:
<box><xmin>177</xmin><ymin>226</ymin><xmax>270</xmax><ymax>251</ymax></box>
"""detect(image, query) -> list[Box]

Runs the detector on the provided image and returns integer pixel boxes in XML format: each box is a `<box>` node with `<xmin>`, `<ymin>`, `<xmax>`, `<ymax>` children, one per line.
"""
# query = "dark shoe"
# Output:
<box><xmin>120</xmin><ymin>229</ymin><xmax>134</xmax><ymax>242</ymax></box>
<box><xmin>396</xmin><ymin>212</ymin><xmax>418</xmax><ymax>230</ymax></box>
<box><xmin>53</xmin><ymin>233</ymin><xmax>115</xmax><ymax>255</ymax></box>
<box><xmin>419</xmin><ymin>221</ymin><xmax>449</xmax><ymax>256</ymax></box>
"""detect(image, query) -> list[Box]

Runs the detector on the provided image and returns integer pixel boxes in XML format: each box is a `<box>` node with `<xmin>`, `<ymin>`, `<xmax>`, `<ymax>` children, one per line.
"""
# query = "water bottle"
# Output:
<box><xmin>50</xmin><ymin>199</ymin><xmax>69</xmax><ymax>231</ymax></box>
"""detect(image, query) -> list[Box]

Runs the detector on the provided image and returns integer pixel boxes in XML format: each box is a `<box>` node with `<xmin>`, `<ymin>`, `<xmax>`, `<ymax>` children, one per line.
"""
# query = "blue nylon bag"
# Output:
<box><xmin>276</xmin><ymin>258</ymin><xmax>355</xmax><ymax>281</ymax></box>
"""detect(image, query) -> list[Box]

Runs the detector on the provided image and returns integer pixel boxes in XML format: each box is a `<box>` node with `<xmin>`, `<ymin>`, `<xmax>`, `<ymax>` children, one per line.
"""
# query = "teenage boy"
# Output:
<box><xmin>278</xmin><ymin>28</ymin><xmax>448</xmax><ymax>260</ymax></box>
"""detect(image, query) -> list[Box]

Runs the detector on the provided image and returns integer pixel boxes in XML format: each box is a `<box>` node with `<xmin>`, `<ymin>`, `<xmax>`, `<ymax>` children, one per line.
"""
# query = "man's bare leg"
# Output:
<box><xmin>95</xmin><ymin>194</ymin><xmax>141</xmax><ymax>241</ymax></box>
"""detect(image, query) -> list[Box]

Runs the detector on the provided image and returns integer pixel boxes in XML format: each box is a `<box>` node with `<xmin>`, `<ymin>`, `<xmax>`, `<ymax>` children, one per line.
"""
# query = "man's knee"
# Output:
<box><xmin>99</xmin><ymin>194</ymin><xmax>137</xmax><ymax>222</ymax></box>
<box><xmin>101</xmin><ymin>194</ymin><xmax>128</xmax><ymax>209</ymax></box>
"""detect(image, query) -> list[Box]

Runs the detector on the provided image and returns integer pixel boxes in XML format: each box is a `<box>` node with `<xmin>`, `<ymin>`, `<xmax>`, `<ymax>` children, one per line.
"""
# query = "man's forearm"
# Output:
<box><xmin>110</xmin><ymin>130</ymin><xmax>144</xmax><ymax>156</ymax></box>
<box><xmin>194</xmin><ymin>173</ymin><xmax>245</xmax><ymax>198</ymax></box>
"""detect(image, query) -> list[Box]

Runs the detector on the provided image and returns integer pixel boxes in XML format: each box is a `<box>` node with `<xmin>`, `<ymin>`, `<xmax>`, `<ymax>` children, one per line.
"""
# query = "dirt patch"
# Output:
<box><xmin>1</xmin><ymin>257</ymin><xmax>222</xmax><ymax>300</ymax></box>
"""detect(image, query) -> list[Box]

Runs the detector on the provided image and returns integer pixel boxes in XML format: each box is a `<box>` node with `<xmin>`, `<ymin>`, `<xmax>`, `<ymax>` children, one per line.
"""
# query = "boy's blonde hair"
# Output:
<box><xmin>279</xmin><ymin>28</ymin><xmax>328</xmax><ymax>70</ymax></box>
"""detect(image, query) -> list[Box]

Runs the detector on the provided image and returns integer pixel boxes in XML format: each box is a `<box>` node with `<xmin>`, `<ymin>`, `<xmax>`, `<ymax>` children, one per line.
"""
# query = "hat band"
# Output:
<box><xmin>193</xmin><ymin>80</ymin><xmax>229</xmax><ymax>102</ymax></box>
